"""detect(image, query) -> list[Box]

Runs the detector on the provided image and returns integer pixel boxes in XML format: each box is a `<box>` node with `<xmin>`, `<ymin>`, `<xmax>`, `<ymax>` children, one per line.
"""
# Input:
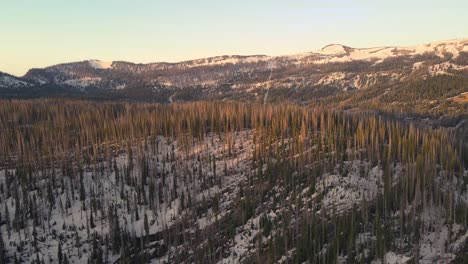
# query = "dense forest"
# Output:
<box><xmin>0</xmin><ymin>99</ymin><xmax>467</xmax><ymax>263</ymax></box>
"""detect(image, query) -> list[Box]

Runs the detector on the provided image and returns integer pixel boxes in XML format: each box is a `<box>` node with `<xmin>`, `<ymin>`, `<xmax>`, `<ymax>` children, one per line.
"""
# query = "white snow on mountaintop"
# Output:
<box><xmin>185</xmin><ymin>39</ymin><xmax>468</xmax><ymax>67</ymax></box>
<box><xmin>319</xmin><ymin>44</ymin><xmax>349</xmax><ymax>55</ymax></box>
<box><xmin>33</xmin><ymin>38</ymin><xmax>468</xmax><ymax>73</ymax></box>
<box><xmin>182</xmin><ymin>55</ymin><xmax>269</xmax><ymax>67</ymax></box>
<box><xmin>88</xmin><ymin>60</ymin><xmax>113</xmax><ymax>69</ymax></box>
<box><xmin>312</xmin><ymin>38</ymin><xmax>468</xmax><ymax>63</ymax></box>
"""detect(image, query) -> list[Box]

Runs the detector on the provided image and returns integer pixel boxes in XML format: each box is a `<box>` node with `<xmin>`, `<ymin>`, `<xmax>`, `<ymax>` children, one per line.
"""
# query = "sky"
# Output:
<box><xmin>1</xmin><ymin>0</ymin><xmax>467</xmax><ymax>76</ymax></box>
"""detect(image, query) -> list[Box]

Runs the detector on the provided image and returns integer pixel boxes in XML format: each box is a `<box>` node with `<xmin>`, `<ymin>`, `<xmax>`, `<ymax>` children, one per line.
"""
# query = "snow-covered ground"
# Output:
<box><xmin>0</xmin><ymin>131</ymin><xmax>255</xmax><ymax>263</ymax></box>
<box><xmin>88</xmin><ymin>60</ymin><xmax>113</xmax><ymax>70</ymax></box>
<box><xmin>1</xmin><ymin>130</ymin><xmax>467</xmax><ymax>263</ymax></box>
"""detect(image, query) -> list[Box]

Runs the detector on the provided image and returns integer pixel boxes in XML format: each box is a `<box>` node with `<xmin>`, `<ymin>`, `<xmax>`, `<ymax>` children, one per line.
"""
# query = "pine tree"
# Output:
<box><xmin>112</xmin><ymin>207</ymin><xmax>121</xmax><ymax>254</ymax></box>
<box><xmin>4</xmin><ymin>203</ymin><xmax>10</xmax><ymax>238</ymax></box>
<box><xmin>89</xmin><ymin>233</ymin><xmax>103</xmax><ymax>264</ymax></box>
<box><xmin>0</xmin><ymin>230</ymin><xmax>6</xmax><ymax>264</ymax></box>
<box><xmin>144</xmin><ymin>212</ymin><xmax>150</xmax><ymax>236</ymax></box>
<box><xmin>375</xmin><ymin>208</ymin><xmax>384</xmax><ymax>259</ymax></box>
<box><xmin>58</xmin><ymin>242</ymin><xmax>63</xmax><ymax>264</ymax></box>
<box><xmin>90</xmin><ymin>209</ymin><xmax>95</xmax><ymax>229</ymax></box>
<box><xmin>80</xmin><ymin>169</ymin><xmax>86</xmax><ymax>205</ymax></box>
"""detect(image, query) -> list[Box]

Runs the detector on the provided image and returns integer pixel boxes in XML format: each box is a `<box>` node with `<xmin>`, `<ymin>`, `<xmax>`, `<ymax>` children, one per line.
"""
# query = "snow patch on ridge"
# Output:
<box><xmin>312</xmin><ymin>39</ymin><xmax>468</xmax><ymax>64</ymax></box>
<box><xmin>319</xmin><ymin>44</ymin><xmax>349</xmax><ymax>55</ymax></box>
<box><xmin>88</xmin><ymin>60</ymin><xmax>113</xmax><ymax>69</ymax></box>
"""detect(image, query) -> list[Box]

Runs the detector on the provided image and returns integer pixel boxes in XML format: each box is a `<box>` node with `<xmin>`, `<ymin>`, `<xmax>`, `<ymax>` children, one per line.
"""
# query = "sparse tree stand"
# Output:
<box><xmin>0</xmin><ymin>100</ymin><xmax>465</xmax><ymax>263</ymax></box>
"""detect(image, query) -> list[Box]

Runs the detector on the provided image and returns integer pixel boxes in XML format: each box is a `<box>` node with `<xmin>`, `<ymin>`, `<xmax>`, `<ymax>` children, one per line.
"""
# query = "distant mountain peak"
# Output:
<box><xmin>88</xmin><ymin>60</ymin><xmax>113</xmax><ymax>69</ymax></box>
<box><xmin>319</xmin><ymin>44</ymin><xmax>352</xmax><ymax>55</ymax></box>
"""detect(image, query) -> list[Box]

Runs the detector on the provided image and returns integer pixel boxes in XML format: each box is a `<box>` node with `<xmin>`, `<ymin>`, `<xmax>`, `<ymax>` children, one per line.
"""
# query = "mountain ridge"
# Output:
<box><xmin>1</xmin><ymin>38</ymin><xmax>467</xmax><ymax>114</ymax></box>
<box><xmin>7</xmin><ymin>38</ymin><xmax>466</xmax><ymax>78</ymax></box>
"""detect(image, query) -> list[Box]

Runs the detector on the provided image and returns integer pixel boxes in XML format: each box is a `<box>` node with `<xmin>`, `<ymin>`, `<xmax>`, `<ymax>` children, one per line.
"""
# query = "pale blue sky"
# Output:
<box><xmin>1</xmin><ymin>0</ymin><xmax>467</xmax><ymax>76</ymax></box>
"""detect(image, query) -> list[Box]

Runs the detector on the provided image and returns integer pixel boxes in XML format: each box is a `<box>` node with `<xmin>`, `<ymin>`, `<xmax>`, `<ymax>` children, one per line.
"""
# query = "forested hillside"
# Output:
<box><xmin>0</xmin><ymin>100</ymin><xmax>466</xmax><ymax>263</ymax></box>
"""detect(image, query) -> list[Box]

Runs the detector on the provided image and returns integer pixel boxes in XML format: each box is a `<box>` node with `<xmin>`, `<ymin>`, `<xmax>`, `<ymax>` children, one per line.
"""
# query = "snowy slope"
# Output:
<box><xmin>0</xmin><ymin>72</ymin><xmax>31</xmax><ymax>89</ymax></box>
<box><xmin>0</xmin><ymin>38</ymin><xmax>466</xmax><ymax>100</ymax></box>
<box><xmin>88</xmin><ymin>60</ymin><xmax>113</xmax><ymax>70</ymax></box>
<box><xmin>313</xmin><ymin>39</ymin><xmax>467</xmax><ymax>62</ymax></box>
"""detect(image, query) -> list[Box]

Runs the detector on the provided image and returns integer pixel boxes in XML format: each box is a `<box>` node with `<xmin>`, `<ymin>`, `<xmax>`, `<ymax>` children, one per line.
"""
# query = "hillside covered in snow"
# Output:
<box><xmin>0</xmin><ymin>101</ymin><xmax>467</xmax><ymax>263</ymax></box>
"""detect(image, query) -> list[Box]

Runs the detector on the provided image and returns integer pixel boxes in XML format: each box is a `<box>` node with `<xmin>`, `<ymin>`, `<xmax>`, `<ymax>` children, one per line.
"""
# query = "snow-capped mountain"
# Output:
<box><xmin>1</xmin><ymin>38</ymin><xmax>467</xmax><ymax>103</ymax></box>
<box><xmin>0</xmin><ymin>72</ymin><xmax>31</xmax><ymax>89</ymax></box>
